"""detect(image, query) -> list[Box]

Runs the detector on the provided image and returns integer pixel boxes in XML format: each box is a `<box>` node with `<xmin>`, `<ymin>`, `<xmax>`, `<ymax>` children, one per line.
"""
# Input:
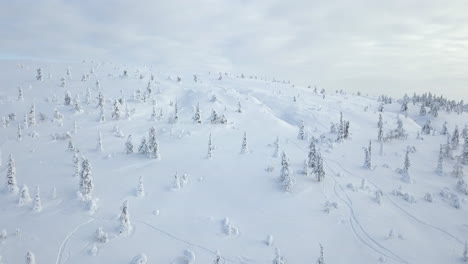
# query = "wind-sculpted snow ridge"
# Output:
<box><xmin>0</xmin><ymin>59</ymin><xmax>467</xmax><ymax>263</ymax></box>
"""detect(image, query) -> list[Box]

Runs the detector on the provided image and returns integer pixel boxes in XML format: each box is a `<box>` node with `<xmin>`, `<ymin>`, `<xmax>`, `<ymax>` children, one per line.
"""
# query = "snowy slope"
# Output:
<box><xmin>0</xmin><ymin>59</ymin><xmax>467</xmax><ymax>264</ymax></box>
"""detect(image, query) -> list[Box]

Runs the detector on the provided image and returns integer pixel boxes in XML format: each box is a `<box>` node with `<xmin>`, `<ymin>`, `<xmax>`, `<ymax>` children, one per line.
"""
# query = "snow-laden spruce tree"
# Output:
<box><xmin>272</xmin><ymin>248</ymin><xmax>285</xmax><ymax>264</ymax></box>
<box><xmin>22</xmin><ymin>114</ymin><xmax>28</xmax><ymax>129</ymax></box>
<box><xmin>36</xmin><ymin>68</ymin><xmax>43</xmax><ymax>81</ymax></box>
<box><xmin>419</xmin><ymin>104</ymin><xmax>426</xmax><ymax>116</ymax></box>
<box><xmin>73</xmin><ymin>95</ymin><xmax>83</xmax><ymax>113</ymax></box>
<box><xmin>279</xmin><ymin>151</ymin><xmax>290</xmax><ymax>183</ymax></box>
<box><xmin>210</xmin><ymin>109</ymin><xmax>218</xmax><ymax>124</ymax></box>
<box><xmin>64</xmin><ymin>91</ymin><xmax>72</xmax><ymax>106</ymax></box>
<box><xmin>315</xmin><ymin>152</ymin><xmax>325</xmax><ymax>182</ymax></box>
<box><xmin>462</xmin><ymin>136</ymin><xmax>468</xmax><ymax>165</ymax></box>
<box><xmin>28</xmin><ymin>104</ymin><xmax>36</xmax><ymax>126</ymax></box>
<box><xmin>193</xmin><ymin>103</ymin><xmax>202</xmax><ymax>124</ymax></box>
<box><xmin>444</xmin><ymin>133</ymin><xmax>453</xmax><ymax>159</ymax></box>
<box><xmin>436</xmin><ymin>144</ymin><xmax>444</xmax><ymax>176</ymax></box>
<box><xmin>207</xmin><ymin>133</ymin><xmax>213</xmax><ymax>159</ymax></box>
<box><xmin>452</xmin><ymin>125</ymin><xmax>460</xmax><ymax>149</ymax></box>
<box><xmin>112</xmin><ymin>100</ymin><xmax>121</xmax><ymax>120</ymax></box>
<box><xmin>85</xmin><ymin>87</ymin><xmax>92</xmax><ymax>105</ymax></box>
<box><xmin>401</xmin><ymin>149</ymin><xmax>411</xmax><ymax>182</ymax></box>
<box><xmin>308</xmin><ymin>140</ymin><xmax>317</xmax><ymax>169</ymax></box>
<box><xmin>125</xmin><ymin>135</ymin><xmax>134</xmax><ymax>154</ymax></box>
<box><xmin>173</xmin><ymin>172</ymin><xmax>181</xmax><ymax>189</ymax></box>
<box><xmin>236</xmin><ymin>102</ymin><xmax>242</xmax><ymax>113</ymax></box>
<box><xmin>97</xmin><ymin>92</ymin><xmax>104</xmax><ymax>109</ymax></box>
<box><xmin>66</xmin><ymin>67</ymin><xmax>72</xmax><ymax>80</ymax></box>
<box><xmin>377</xmin><ymin>114</ymin><xmax>383</xmax><ymax>141</ymax></box>
<box><xmin>273</xmin><ymin>137</ymin><xmax>280</xmax><ymax>158</ymax></box>
<box><xmin>32</xmin><ymin>186</ymin><xmax>42</xmax><ymax>212</ymax></box>
<box><xmin>6</xmin><ymin>154</ymin><xmax>18</xmax><ymax>193</ymax></box>
<box><xmin>173</xmin><ymin>100</ymin><xmax>179</xmax><ymax>123</ymax></box>
<box><xmin>138</xmin><ymin>137</ymin><xmax>149</xmax><ymax>154</ymax></box>
<box><xmin>119</xmin><ymin>200</ymin><xmax>132</xmax><ymax>235</ymax></box>
<box><xmin>95</xmin><ymin>227</ymin><xmax>109</xmax><ymax>243</ymax></box>
<box><xmin>421</xmin><ymin>120</ymin><xmax>432</xmax><ymax>135</ymax></box>
<box><xmin>98</xmin><ymin>107</ymin><xmax>106</xmax><ymax>123</ymax></box>
<box><xmin>151</xmin><ymin>105</ymin><xmax>157</xmax><ymax>121</ymax></box>
<box><xmin>452</xmin><ymin>157</ymin><xmax>464</xmax><ymax>178</ymax></box>
<box><xmin>79</xmin><ymin>158</ymin><xmax>94</xmax><ymax>201</ymax></box>
<box><xmin>303</xmin><ymin>160</ymin><xmax>309</xmax><ymax>176</ymax></box>
<box><xmin>96</xmin><ymin>131</ymin><xmax>103</xmax><ymax>152</ymax></box>
<box><xmin>363</xmin><ymin>147</ymin><xmax>371</xmax><ymax>169</ymax></box>
<box><xmin>240</xmin><ymin>132</ymin><xmax>249</xmax><ymax>154</ymax></box>
<box><xmin>298</xmin><ymin>120</ymin><xmax>305</xmax><ymax>140</ymax></box>
<box><xmin>441</xmin><ymin>121</ymin><xmax>448</xmax><ymax>135</ymax></box>
<box><xmin>18</xmin><ymin>86</ymin><xmax>24</xmax><ymax>101</ymax></box>
<box><xmin>316</xmin><ymin>244</ymin><xmax>325</xmax><ymax>264</ymax></box>
<box><xmin>26</xmin><ymin>251</ymin><xmax>36</xmax><ymax>264</ymax></box>
<box><xmin>148</xmin><ymin>127</ymin><xmax>160</xmax><ymax>159</ymax></box>
<box><xmin>18</xmin><ymin>184</ymin><xmax>32</xmax><ymax>206</ymax></box>
<box><xmin>462</xmin><ymin>125</ymin><xmax>468</xmax><ymax>139</ymax></box>
<box><xmin>136</xmin><ymin>176</ymin><xmax>145</xmax><ymax>197</ymax></box>
<box><xmin>17</xmin><ymin>124</ymin><xmax>22</xmax><ymax>141</ymax></box>
<box><xmin>60</xmin><ymin>77</ymin><xmax>66</xmax><ymax>88</ymax></box>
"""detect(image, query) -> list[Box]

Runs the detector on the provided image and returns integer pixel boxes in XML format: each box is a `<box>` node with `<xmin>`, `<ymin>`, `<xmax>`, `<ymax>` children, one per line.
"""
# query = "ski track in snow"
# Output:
<box><xmin>326</xmin><ymin>157</ymin><xmax>464</xmax><ymax>245</ymax></box>
<box><xmin>287</xmin><ymin>137</ymin><xmax>408</xmax><ymax>263</ymax></box>
<box><xmin>134</xmin><ymin>219</ymin><xmax>235</xmax><ymax>263</ymax></box>
<box><xmin>55</xmin><ymin>218</ymin><xmax>95</xmax><ymax>264</ymax></box>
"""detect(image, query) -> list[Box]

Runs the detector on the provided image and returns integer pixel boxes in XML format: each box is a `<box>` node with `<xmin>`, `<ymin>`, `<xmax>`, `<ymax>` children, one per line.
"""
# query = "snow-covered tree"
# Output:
<box><xmin>36</xmin><ymin>68</ymin><xmax>43</xmax><ymax>81</ymax></box>
<box><xmin>18</xmin><ymin>86</ymin><xmax>24</xmax><ymax>101</ymax></box>
<box><xmin>6</xmin><ymin>154</ymin><xmax>18</xmax><ymax>193</ymax></box>
<box><xmin>308</xmin><ymin>140</ymin><xmax>317</xmax><ymax>169</ymax></box>
<box><xmin>419</xmin><ymin>104</ymin><xmax>426</xmax><ymax>116</ymax></box>
<box><xmin>462</xmin><ymin>135</ymin><xmax>468</xmax><ymax>165</ymax></box>
<box><xmin>125</xmin><ymin>135</ymin><xmax>134</xmax><ymax>154</ymax></box>
<box><xmin>207</xmin><ymin>133</ymin><xmax>213</xmax><ymax>159</ymax></box>
<box><xmin>79</xmin><ymin>158</ymin><xmax>94</xmax><ymax>201</ymax></box>
<box><xmin>316</xmin><ymin>244</ymin><xmax>325</xmax><ymax>264</ymax></box>
<box><xmin>95</xmin><ymin>227</ymin><xmax>109</xmax><ymax>243</ymax></box>
<box><xmin>138</xmin><ymin>137</ymin><xmax>149</xmax><ymax>154</ymax></box>
<box><xmin>67</xmin><ymin>139</ymin><xmax>75</xmax><ymax>152</ymax></box>
<box><xmin>421</xmin><ymin>120</ymin><xmax>432</xmax><ymax>135</ymax></box>
<box><xmin>452</xmin><ymin>125</ymin><xmax>460</xmax><ymax>149</ymax></box>
<box><xmin>452</xmin><ymin>157</ymin><xmax>464</xmax><ymax>178</ymax></box>
<box><xmin>73</xmin><ymin>95</ymin><xmax>82</xmax><ymax>113</ymax></box>
<box><xmin>60</xmin><ymin>77</ymin><xmax>66</xmax><ymax>88</ymax></box>
<box><xmin>441</xmin><ymin>121</ymin><xmax>448</xmax><ymax>135</ymax></box>
<box><xmin>96</xmin><ymin>92</ymin><xmax>104</xmax><ymax>109</ymax></box>
<box><xmin>119</xmin><ymin>200</ymin><xmax>132</xmax><ymax>235</ymax></box>
<box><xmin>16</xmin><ymin>123</ymin><xmax>23</xmax><ymax>141</ymax></box>
<box><xmin>173</xmin><ymin>101</ymin><xmax>179</xmax><ymax>123</ymax></box>
<box><xmin>112</xmin><ymin>100</ymin><xmax>121</xmax><ymax>120</ymax></box>
<box><xmin>210</xmin><ymin>109</ymin><xmax>218</xmax><ymax>124</ymax></box>
<box><xmin>18</xmin><ymin>184</ymin><xmax>31</xmax><ymax>205</ymax></box>
<box><xmin>99</xmin><ymin>107</ymin><xmax>105</xmax><ymax>123</ymax></box>
<box><xmin>136</xmin><ymin>176</ymin><xmax>144</xmax><ymax>197</ymax></box>
<box><xmin>32</xmin><ymin>186</ymin><xmax>42</xmax><ymax>212</ymax></box>
<box><xmin>363</xmin><ymin>147</ymin><xmax>371</xmax><ymax>169</ymax></box>
<box><xmin>236</xmin><ymin>102</ymin><xmax>242</xmax><ymax>113</ymax></box>
<box><xmin>279</xmin><ymin>151</ymin><xmax>290</xmax><ymax>183</ymax></box>
<box><xmin>316</xmin><ymin>152</ymin><xmax>325</xmax><ymax>182</ymax></box>
<box><xmin>240</xmin><ymin>132</ymin><xmax>249</xmax><ymax>154</ymax></box>
<box><xmin>272</xmin><ymin>248</ymin><xmax>285</xmax><ymax>264</ymax></box>
<box><xmin>64</xmin><ymin>91</ymin><xmax>72</xmax><ymax>106</ymax></box>
<box><xmin>273</xmin><ymin>137</ymin><xmax>280</xmax><ymax>158</ymax></box>
<box><xmin>303</xmin><ymin>160</ymin><xmax>309</xmax><ymax>176</ymax></box>
<box><xmin>298</xmin><ymin>120</ymin><xmax>305</xmax><ymax>140</ymax></box>
<box><xmin>377</xmin><ymin>114</ymin><xmax>383</xmax><ymax>141</ymax></box>
<box><xmin>66</xmin><ymin>68</ymin><xmax>72</xmax><ymax>80</ymax></box>
<box><xmin>436</xmin><ymin>144</ymin><xmax>444</xmax><ymax>175</ymax></box>
<box><xmin>401</xmin><ymin>149</ymin><xmax>411</xmax><ymax>181</ymax></box>
<box><xmin>280</xmin><ymin>152</ymin><xmax>295</xmax><ymax>192</ymax></box>
<box><xmin>28</xmin><ymin>104</ymin><xmax>36</xmax><ymax>126</ymax></box>
<box><xmin>444</xmin><ymin>133</ymin><xmax>453</xmax><ymax>159</ymax></box>
<box><xmin>96</xmin><ymin>131</ymin><xmax>103</xmax><ymax>152</ymax></box>
<box><xmin>193</xmin><ymin>103</ymin><xmax>202</xmax><ymax>124</ymax></box>
<box><xmin>150</xmin><ymin>105</ymin><xmax>157</xmax><ymax>121</ymax></box>
<box><xmin>26</xmin><ymin>251</ymin><xmax>36</xmax><ymax>264</ymax></box>
<box><xmin>147</xmin><ymin>127</ymin><xmax>160</xmax><ymax>159</ymax></box>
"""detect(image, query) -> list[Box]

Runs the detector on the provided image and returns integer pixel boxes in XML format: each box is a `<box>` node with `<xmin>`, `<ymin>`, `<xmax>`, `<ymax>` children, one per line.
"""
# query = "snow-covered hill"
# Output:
<box><xmin>0</xmin><ymin>60</ymin><xmax>467</xmax><ymax>264</ymax></box>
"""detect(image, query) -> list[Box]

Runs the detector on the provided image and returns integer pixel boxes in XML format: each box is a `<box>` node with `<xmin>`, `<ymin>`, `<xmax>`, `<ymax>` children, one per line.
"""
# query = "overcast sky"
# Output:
<box><xmin>1</xmin><ymin>0</ymin><xmax>467</xmax><ymax>99</ymax></box>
